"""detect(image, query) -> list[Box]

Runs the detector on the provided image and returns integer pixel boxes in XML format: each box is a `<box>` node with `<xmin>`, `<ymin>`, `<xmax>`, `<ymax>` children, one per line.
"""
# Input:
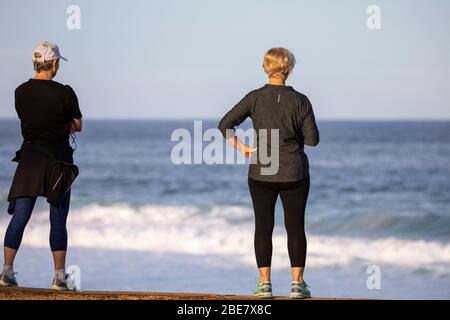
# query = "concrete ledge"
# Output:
<box><xmin>0</xmin><ymin>287</ymin><xmax>364</xmax><ymax>300</ymax></box>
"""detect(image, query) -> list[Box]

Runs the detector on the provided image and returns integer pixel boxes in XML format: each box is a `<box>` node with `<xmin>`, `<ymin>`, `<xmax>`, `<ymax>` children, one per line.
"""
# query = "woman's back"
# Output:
<box><xmin>15</xmin><ymin>79</ymin><xmax>81</xmax><ymax>142</ymax></box>
<box><xmin>218</xmin><ymin>84</ymin><xmax>319</xmax><ymax>182</ymax></box>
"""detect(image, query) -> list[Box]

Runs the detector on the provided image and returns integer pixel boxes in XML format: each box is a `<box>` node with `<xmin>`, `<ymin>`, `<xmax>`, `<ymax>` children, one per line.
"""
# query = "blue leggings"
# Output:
<box><xmin>4</xmin><ymin>191</ymin><xmax>71</xmax><ymax>252</ymax></box>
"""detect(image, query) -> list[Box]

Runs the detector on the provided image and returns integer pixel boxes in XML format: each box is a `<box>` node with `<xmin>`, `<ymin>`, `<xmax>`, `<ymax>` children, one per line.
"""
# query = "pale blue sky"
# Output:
<box><xmin>0</xmin><ymin>0</ymin><xmax>449</xmax><ymax>120</ymax></box>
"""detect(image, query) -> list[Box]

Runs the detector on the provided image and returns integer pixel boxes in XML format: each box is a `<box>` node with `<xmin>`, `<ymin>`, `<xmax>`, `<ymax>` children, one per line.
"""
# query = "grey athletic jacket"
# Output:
<box><xmin>218</xmin><ymin>84</ymin><xmax>319</xmax><ymax>182</ymax></box>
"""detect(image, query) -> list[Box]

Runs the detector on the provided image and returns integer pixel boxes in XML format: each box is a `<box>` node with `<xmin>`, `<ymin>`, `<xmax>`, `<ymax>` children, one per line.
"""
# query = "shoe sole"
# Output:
<box><xmin>51</xmin><ymin>284</ymin><xmax>72</xmax><ymax>291</ymax></box>
<box><xmin>290</xmin><ymin>293</ymin><xmax>310</xmax><ymax>299</ymax></box>
<box><xmin>0</xmin><ymin>280</ymin><xmax>17</xmax><ymax>287</ymax></box>
<box><xmin>254</xmin><ymin>293</ymin><xmax>273</xmax><ymax>299</ymax></box>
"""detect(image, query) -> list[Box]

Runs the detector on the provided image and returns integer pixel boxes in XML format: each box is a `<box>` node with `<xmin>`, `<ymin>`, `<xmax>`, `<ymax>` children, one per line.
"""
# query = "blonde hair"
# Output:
<box><xmin>263</xmin><ymin>47</ymin><xmax>296</xmax><ymax>79</ymax></box>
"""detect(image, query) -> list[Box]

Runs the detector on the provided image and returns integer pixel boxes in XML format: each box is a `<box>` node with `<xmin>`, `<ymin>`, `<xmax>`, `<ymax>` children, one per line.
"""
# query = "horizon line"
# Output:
<box><xmin>1</xmin><ymin>117</ymin><xmax>450</xmax><ymax>122</ymax></box>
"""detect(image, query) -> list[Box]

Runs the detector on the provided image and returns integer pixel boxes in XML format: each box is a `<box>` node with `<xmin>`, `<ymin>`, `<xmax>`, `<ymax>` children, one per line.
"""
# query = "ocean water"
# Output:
<box><xmin>0</xmin><ymin>119</ymin><xmax>449</xmax><ymax>299</ymax></box>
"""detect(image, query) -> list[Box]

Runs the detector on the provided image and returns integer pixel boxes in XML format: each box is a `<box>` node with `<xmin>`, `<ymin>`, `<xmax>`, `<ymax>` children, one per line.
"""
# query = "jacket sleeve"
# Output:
<box><xmin>301</xmin><ymin>97</ymin><xmax>320</xmax><ymax>146</ymax></box>
<box><xmin>218</xmin><ymin>93</ymin><xmax>254</xmax><ymax>139</ymax></box>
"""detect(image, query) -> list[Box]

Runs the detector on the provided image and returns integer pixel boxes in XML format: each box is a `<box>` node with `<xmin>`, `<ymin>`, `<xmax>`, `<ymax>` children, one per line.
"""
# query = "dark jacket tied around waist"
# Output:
<box><xmin>7</xmin><ymin>141</ymin><xmax>79</xmax><ymax>214</ymax></box>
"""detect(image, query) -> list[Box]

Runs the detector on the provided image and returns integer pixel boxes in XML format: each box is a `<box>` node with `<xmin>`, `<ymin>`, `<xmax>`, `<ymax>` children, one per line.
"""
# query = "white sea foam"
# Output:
<box><xmin>1</xmin><ymin>204</ymin><xmax>449</xmax><ymax>274</ymax></box>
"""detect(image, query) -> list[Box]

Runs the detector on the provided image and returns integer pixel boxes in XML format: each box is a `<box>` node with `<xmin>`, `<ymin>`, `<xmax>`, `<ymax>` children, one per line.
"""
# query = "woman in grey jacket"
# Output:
<box><xmin>218</xmin><ymin>47</ymin><xmax>319</xmax><ymax>299</ymax></box>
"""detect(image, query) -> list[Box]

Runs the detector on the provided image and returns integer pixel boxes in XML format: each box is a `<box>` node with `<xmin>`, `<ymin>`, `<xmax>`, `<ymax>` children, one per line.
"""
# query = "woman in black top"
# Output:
<box><xmin>218</xmin><ymin>47</ymin><xmax>319</xmax><ymax>299</ymax></box>
<box><xmin>0</xmin><ymin>42</ymin><xmax>82</xmax><ymax>291</ymax></box>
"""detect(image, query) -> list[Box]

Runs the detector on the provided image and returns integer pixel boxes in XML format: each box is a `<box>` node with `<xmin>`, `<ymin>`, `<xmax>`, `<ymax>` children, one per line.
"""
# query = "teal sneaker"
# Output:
<box><xmin>290</xmin><ymin>281</ymin><xmax>311</xmax><ymax>299</ymax></box>
<box><xmin>0</xmin><ymin>272</ymin><xmax>18</xmax><ymax>287</ymax></box>
<box><xmin>254</xmin><ymin>281</ymin><xmax>273</xmax><ymax>299</ymax></box>
<box><xmin>52</xmin><ymin>274</ymin><xmax>76</xmax><ymax>291</ymax></box>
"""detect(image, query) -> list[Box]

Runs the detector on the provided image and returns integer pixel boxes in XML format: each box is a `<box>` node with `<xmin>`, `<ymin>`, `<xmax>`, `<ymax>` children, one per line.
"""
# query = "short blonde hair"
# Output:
<box><xmin>263</xmin><ymin>47</ymin><xmax>296</xmax><ymax>79</ymax></box>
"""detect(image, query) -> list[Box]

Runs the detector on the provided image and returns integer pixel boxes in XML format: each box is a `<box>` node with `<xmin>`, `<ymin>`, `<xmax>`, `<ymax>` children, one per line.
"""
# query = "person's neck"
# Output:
<box><xmin>268</xmin><ymin>77</ymin><xmax>286</xmax><ymax>86</ymax></box>
<box><xmin>34</xmin><ymin>72</ymin><xmax>53</xmax><ymax>81</ymax></box>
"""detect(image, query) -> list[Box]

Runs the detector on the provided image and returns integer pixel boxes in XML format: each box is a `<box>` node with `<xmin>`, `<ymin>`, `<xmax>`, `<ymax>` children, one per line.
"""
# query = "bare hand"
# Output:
<box><xmin>239</xmin><ymin>144</ymin><xmax>257</xmax><ymax>158</ymax></box>
<box><xmin>228</xmin><ymin>136</ymin><xmax>257</xmax><ymax>158</ymax></box>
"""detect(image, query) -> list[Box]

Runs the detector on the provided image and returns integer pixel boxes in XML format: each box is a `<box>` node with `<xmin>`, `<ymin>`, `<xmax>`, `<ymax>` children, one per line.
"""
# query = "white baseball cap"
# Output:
<box><xmin>32</xmin><ymin>41</ymin><xmax>67</xmax><ymax>63</ymax></box>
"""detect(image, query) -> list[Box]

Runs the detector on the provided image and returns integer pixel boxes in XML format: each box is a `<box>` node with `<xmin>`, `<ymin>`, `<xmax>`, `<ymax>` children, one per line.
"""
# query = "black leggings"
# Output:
<box><xmin>248</xmin><ymin>177</ymin><xmax>310</xmax><ymax>268</ymax></box>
